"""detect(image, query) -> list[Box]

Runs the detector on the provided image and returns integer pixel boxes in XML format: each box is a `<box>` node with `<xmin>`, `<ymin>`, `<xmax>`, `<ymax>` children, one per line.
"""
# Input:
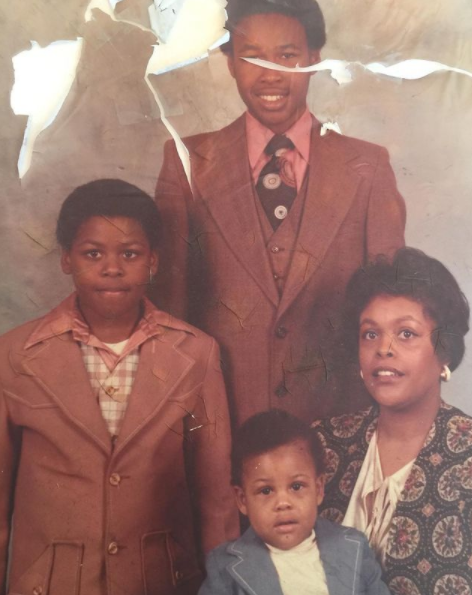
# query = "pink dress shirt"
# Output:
<box><xmin>246</xmin><ymin>109</ymin><xmax>314</xmax><ymax>192</ymax></box>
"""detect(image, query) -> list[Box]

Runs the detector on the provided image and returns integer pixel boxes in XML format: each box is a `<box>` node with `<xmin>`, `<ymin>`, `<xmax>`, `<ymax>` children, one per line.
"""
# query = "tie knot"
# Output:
<box><xmin>264</xmin><ymin>134</ymin><xmax>295</xmax><ymax>156</ymax></box>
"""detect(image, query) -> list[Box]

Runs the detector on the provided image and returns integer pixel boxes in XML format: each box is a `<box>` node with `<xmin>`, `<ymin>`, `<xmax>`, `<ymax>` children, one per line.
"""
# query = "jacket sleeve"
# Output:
<box><xmin>358</xmin><ymin>534</ymin><xmax>391</xmax><ymax>595</ymax></box>
<box><xmin>153</xmin><ymin>139</ymin><xmax>193</xmax><ymax>319</ymax></box>
<box><xmin>187</xmin><ymin>338</ymin><xmax>239</xmax><ymax>555</ymax></box>
<box><xmin>366</xmin><ymin>146</ymin><xmax>406</xmax><ymax>261</ymax></box>
<box><xmin>0</xmin><ymin>384</ymin><xmax>20</xmax><ymax>595</ymax></box>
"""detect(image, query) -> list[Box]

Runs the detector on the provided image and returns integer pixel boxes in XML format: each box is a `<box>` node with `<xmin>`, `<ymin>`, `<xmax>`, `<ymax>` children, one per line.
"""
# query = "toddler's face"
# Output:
<box><xmin>234</xmin><ymin>439</ymin><xmax>324</xmax><ymax>550</ymax></box>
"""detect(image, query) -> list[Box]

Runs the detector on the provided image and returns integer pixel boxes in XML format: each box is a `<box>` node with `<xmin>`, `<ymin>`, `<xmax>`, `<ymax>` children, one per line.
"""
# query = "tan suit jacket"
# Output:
<box><xmin>154</xmin><ymin>115</ymin><xmax>406</xmax><ymax>426</ymax></box>
<box><xmin>0</xmin><ymin>297</ymin><xmax>238</xmax><ymax>595</ymax></box>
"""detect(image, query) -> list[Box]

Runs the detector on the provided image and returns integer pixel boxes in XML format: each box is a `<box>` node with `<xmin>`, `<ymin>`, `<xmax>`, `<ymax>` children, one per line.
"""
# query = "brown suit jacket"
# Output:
<box><xmin>0</xmin><ymin>297</ymin><xmax>238</xmax><ymax>595</ymax></box>
<box><xmin>154</xmin><ymin>115</ymin><xmax>406</xmax><ymax>427</ymax></box>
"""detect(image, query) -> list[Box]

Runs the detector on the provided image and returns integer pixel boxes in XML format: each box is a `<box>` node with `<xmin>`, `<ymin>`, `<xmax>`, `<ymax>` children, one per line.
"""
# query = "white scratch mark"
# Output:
<box><xmin>320</xmin><ymin>121</ymin><xmax>342</xmax><ymax>136</ymax></box>
<box><xmin>242</xmin><ymin>57</ymin><xmax>472</xmax><ymax>85</ymax></box>
<box><xmin>85</xmin><ymin>0</ymin><xmax>115</xmax><ymax>22</ymax></box>
<box><xmin>85</xmin><ymin>0</ymin><xmax>157</xmax><ymax>34</ymax></box>
<box><xmin>148</xmin><ymin>0</ymin><xmax>186</xmax><ymax>43</ymax></box>
<box><xmin>144</xmin><ymin>71</ymin><xmax>191</xmax><ymax>181</ymax></box>
<box><xmin>11</xmin><ymin>39</ymin><xmax>83</xmax><ymax>178</ymax></box>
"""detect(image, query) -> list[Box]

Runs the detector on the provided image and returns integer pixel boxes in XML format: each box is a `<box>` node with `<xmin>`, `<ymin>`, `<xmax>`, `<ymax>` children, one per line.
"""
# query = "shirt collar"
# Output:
<box><xmin>246</xmin><ymin>108</ymin><xmax>313</xmax><ymax>169</ymax></box>
<box><xmin>25</xmin><ymin>292</ymin><xmax>195</xmax><ymax>350</ymax></box>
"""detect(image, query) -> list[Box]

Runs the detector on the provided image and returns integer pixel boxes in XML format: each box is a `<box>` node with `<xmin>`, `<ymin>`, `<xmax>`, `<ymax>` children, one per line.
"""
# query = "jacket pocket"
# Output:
<box><xmin>9</xmin><ymin>541</ymin><xmax>84</xmax><ymax>595</ymax></box>
<box><xmin>141</xmin><ymin>531</ymin><xmax>201</xmax><ymax>595</ymax></box>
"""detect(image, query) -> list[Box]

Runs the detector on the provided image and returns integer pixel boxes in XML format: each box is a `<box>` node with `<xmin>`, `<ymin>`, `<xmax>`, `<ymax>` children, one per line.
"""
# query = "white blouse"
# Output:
<box><xmin>267</xmin><ymin>531</ymin><xmax>329</xmax><ymax>595</ymax></box>
<box><xmin>342</xmin><ymin>431</ymin><xmax>414</xmax><ymax>563</ymax></box>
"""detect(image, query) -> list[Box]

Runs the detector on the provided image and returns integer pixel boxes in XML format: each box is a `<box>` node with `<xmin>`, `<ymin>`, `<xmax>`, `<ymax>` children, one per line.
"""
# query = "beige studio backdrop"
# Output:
<box><xmin>1</xmin><ymin>0</ymin><xmax>472</xmax><ymax>412</ymax></box>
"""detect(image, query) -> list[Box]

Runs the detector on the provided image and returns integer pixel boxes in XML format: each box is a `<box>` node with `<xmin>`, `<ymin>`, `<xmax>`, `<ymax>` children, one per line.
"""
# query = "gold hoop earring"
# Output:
<box><xmin>440</xmin><ymin>365</ymin><xmax>451</xmax><ymax>382</ymax></box>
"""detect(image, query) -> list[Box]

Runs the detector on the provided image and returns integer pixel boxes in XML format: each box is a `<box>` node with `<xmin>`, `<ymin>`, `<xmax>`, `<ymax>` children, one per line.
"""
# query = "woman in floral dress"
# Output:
<box><xmin>313</xmin><ymin>247</ymin><xmax>472</xmax><ymax>595</ymax></box>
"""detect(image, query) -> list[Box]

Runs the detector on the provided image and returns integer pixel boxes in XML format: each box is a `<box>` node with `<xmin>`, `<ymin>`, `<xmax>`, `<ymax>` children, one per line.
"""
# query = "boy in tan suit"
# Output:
<box><xmin>155</xmin><ymin>0</ymin><xmax>406</xmax><ymax>427</ymax></box>
<box><xmin>0</xmin><ymin>179</ymin><xmax>237</xmax><ymax>595</ymax></box>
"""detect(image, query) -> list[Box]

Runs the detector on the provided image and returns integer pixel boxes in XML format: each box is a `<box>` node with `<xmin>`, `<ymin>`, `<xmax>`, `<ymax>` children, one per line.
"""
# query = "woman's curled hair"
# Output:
<box><xmin>342</xmin><ymin>247</ymin><xmax>469</xmax><ymax>371</ymax></box>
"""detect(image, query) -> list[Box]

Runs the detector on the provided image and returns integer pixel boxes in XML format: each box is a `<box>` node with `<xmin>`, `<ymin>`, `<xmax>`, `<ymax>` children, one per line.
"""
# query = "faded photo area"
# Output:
<box><xmin>2</xmin><ymin>0</ymin><xmax>472</xmax><ymax>417</ymax></box>
<box><xmin>1</xmin><ymin>2</ymin><xmax>472</xmax><ymax>595</ymax></box>
<box><xmin>0</xmin><ymin>0</ymin><xmax>472</xmax><ymax>420</ymax></box>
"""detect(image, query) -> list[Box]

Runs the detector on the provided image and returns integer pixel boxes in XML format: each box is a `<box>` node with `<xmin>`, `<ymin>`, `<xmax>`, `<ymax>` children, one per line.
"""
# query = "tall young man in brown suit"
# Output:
<box><xmin>154</xmin><ymin>0</ymin><xmax>406</xmax><ymax>427</ymax></box>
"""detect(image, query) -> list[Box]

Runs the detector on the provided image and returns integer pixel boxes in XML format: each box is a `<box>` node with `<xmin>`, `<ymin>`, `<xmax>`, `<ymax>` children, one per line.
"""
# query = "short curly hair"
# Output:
<box><xmin>221</xmin><ymin>0</ymin><xmax>326</xmax><ymax>54</ymax></box>
<box><xmin>343</xmin><ymin>247</ymin><xmax>470</xmax><ymax>372</ymax></box>
<box><xmin>56</xmin><ymin>179</ymin><xmax>161</xmax><ymax>251</ymax></box>
<box><xmin>231</xmin><ymin>409</ymin><xmax>326</xmax><ymax>486</ymax></box>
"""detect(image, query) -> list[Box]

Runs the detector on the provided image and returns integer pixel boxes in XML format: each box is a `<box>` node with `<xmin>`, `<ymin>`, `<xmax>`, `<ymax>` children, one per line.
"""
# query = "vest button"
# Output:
<box><xmin>275</xmin><ymin>326</ymin><xmax>288</xmax><ymax>339</ymax></box>
<box><xmin>274</xmin><ymin>205</ymin><xmax>288</xmax><ymax>220</ymax></box>
<box><xmin>109</xmin><ymin>473</ymin><xmax>121</xmax><ymax>486</ymax></box>
<box><xmin>33</xmin><ymin>588</ymin><xmax>43</xmax><ymax>595</ymax></box>
<box><xmin>108</xmin><ymin>541</ymin><xmax>119</xmax><ymax>555</ymax></box>
<box><xmin>263</xmin><ymin>173</ymin><xmax>281</xmax><ymax>190</ymax></box>
<box><xmin>275</xmin><ymin>384</ymin><xmax>288</xmax><ymax>398</ymax></box>
<box><xmin>271</xmin><ymin>246</ymin><xmax>280</xmax><ymax>254</ymax></box>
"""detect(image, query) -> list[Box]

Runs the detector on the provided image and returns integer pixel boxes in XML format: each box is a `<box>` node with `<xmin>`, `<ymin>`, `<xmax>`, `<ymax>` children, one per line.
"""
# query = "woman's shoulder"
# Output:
<box><xmin>439</xmin><ymin>400</ymin><xmax>472</xmax><ymax>421</ymax></box>
<box><xmin>435</xmin><ymin>401</ymin><xmax>472</xmax><ymax>454</ymax></box>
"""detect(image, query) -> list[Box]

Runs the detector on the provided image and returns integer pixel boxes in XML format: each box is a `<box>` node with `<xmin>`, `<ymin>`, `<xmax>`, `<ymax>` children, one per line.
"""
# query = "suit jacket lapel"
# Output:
<box><xmin>226</xmin><ymin>523</ymin><xmax>370</xmax><ymax>595</ymax></box>
<box><xmin>278</xmin><ymin>126</ymin><xmax>363</xmax><ymax>319</ymax></box>
<box><xmin>114</xmin><ymin>331</ymin><xmax>195</xmax><ymax>454</ymax></box>
<box><xmin>226</xmin><ymin>528</ymin><xmax>284</xmax><ymax>595</ymax></box>
<box><xmin>191</xmin><ymin>116</ymin><xmax>279</xmax><ymax>308</ymax></box>
<box><xmin>316</xmin><ymin>519</ymin><xmax>365</xmax><ymax>595</ymax></box>
<box><xmin>17</xmin><ymin>335</ymin><xmax>111</xmax><ymax>454</ymax></box>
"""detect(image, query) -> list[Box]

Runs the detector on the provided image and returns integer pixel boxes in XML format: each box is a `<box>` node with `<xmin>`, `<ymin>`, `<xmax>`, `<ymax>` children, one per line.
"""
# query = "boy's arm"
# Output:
<box><xmin>0</xmin><ymin>385</ymin><xmax>20</xmax><ymax>595</ymax></box>
<box><xmin>366</xmin><ymin>146</ymin><xmax>406</xmax><ymax>260</ymax></box>
<box><xmin>153</xmin><ymin>140</ymin><xmax>193</xmax><ymax>319</ymax></box>
<box><xmin>359</xmin><ymin>535</ymin><xmax>391</xmax><ymax>595</ymax></box>
<box><xmin>188</xmin><ymin>338</ymin><xmax>239</xmax><ymax>554</ymax></box>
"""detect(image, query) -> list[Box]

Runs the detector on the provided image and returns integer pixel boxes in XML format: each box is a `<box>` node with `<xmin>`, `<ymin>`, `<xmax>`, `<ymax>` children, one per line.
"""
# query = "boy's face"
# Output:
<box><xmin>234</xmin><ymin>439</ymin><xmax>325</xmax><ymax>550</ymax></box>
<box><xmin>61</xmin><ymin>216</ymin><xmax>158</xmax><ymax>329</ymax></box>
<box><xmin>227</xmin><ymin>13</ymin><xmax>320</xmax><ymax>134</ymax></box>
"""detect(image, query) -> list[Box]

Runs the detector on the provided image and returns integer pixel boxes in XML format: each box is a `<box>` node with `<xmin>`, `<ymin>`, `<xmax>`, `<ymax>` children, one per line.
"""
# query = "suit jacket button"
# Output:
<box><xmin>175</xmin><ymin>570</ymin><xmax>184</xmax><ymax>582</ymax></box>
<box><xmin>108</xmin><ymin>541</ymin><xmax>119</xmax><ymax>555</ymax></box>
<box><xmin>275</xmin><ymin>384</ymin><xmax>288</xmax><ymax>398</ymax></box>
<box><xmin>109</xmin><ymin>473</ymin><xmax>121</xmax><ymax>486</ymax></box>
<box><xmin>33</xmin><ymin>588</ymin><xmax>43</xmax><ymax>595</ymax></box>
<box><xmin>275</xmin><ymin>326</ymin><xmax>288</xmax><ymax>339</ymax></box>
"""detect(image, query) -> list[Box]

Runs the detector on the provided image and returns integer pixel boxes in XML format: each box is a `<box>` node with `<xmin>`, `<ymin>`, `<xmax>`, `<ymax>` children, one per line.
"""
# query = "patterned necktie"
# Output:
<box><xmin>256</xmin><ymin>134</ymin><xmax>297</xmax><ymax>230</ymax></box>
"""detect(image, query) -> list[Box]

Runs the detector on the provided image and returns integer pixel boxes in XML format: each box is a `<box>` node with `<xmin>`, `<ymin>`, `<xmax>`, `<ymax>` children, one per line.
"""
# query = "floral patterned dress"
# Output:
<box><xmin>312</xmin><ymin>402</ymin><xmax>472</xmax><ymax>595</ymax></box>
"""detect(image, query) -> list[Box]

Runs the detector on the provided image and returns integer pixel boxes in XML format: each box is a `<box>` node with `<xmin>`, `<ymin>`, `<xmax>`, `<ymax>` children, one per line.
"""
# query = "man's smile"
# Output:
<box><xmin>254</xmin><ymin>89</ymin><xmax>289</xmax><ymax>108</ymax></box>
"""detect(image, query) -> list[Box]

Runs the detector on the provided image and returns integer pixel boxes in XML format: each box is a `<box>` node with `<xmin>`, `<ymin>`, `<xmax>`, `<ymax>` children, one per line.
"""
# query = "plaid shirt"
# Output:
<box><xmin>26</xmin><ymin>293</ymin><xmax>174</xmax><ymax>438</ymax></box>
<box><xmin>80</xmin><ymin>343</ymin><xmax>139</xmax><ymax>436</ymax></box>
